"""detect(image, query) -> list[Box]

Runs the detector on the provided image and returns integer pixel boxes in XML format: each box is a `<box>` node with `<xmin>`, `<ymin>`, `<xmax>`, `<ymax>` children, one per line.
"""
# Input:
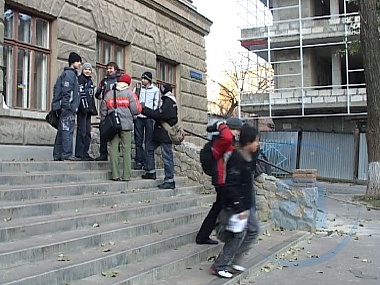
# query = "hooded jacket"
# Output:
<box><xmin>141</xmin><ymin>92</ymin><xmax>178</xmax><ymax>143</ymax></box>
<box><xmin>52</xmin><ymin>67</ymin><xmax>80</xmax><ymax>113</ymax></box>
<box><xmin>101</xmin><ymin>82</ymin><xmax>142</xmax><ymax>131</ymax></box>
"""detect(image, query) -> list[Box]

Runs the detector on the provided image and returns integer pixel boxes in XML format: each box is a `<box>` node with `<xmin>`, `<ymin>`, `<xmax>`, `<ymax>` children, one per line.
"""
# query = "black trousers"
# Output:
<box><xmin>99</xmin><ymin>122</ymin><xmax>108</xmax><ymax>157</ymax></box>
<box><xmin>196</xmin><ymin>186</ymin><xmax>223</xmax><ymax>241</ymax></box>
<box><xmin>75</xmin><ymin>111</ymin><xmax>91</xmax><ymax>158</ymax></box>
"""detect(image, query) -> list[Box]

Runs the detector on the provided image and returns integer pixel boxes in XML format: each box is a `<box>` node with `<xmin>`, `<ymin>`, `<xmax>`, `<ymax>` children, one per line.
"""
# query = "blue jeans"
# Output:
<box><xmin>134</xmin><ymin>117</ymin><xmax>154</xmax><ymax>167</ymax></box>
<box><xmin>53</xmin><ymin>109</ymin><xmax>76</xmax><ymax>160</ymax></box>
<box><xmin>214</xmin><ymin>209</ymin><xmax>260</xmax><ymax>271</ymax></box>
<box><xmin>146</xmin><ymin>140</ymin><xmax>174</xmax><ymax>182</ymax></box>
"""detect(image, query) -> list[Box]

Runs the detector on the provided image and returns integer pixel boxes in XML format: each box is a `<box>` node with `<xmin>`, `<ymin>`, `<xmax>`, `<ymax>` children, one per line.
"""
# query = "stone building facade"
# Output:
<box><xmin>0</xmin><ymin>0</ymin><xmax>212</xmax><ymax>160</ymax></box>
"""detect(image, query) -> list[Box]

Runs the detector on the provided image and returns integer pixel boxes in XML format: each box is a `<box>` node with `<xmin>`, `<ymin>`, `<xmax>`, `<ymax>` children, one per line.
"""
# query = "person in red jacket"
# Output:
<box><xmin>195</xmin><ymin>117</ymin><xmax>244</xmax><ymax>245</ymax></box>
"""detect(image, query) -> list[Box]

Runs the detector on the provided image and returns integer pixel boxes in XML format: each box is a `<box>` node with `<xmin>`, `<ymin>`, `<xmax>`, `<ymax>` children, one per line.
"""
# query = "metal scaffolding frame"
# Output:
<box><xmin>237</xmin><ymin>0</ymin><xmax>365</xmax><ymax>118</ymax></box>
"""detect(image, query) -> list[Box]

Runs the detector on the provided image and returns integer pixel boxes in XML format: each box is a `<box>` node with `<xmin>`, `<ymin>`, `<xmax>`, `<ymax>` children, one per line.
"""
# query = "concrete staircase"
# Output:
<box><xmin>0</xmin><ymin>161</ymin><xmax>309</xmax><ymax>285</ymax></box>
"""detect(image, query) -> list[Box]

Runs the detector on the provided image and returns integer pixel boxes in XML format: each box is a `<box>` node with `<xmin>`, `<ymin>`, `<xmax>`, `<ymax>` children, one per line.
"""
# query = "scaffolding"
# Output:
<box><xmin>237</xmin><ymin>0</ymin><xmax>366</xmax><ymax>119</ymax></box>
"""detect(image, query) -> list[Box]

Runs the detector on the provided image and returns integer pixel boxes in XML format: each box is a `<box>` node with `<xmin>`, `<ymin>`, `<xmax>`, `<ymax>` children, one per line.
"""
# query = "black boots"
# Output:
<box><xmin>141</xmin><ymin>172</ymin><xmax>156</xmax><ymax>180</ymax></box>
<box><xmin>158</xmin><ymin>182</ymin><xmax>175</xmax><ymax>189</ymax></box>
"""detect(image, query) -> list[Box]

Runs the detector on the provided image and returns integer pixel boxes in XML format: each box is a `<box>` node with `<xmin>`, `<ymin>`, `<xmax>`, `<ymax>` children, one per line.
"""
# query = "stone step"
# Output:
<box><xmin>0</xmin><ymin>180</ymin><xmax>195</xmax><ymax>219</ymax></box>
<box><xmin>0</xmin><ymin>168</ymin><xmax>163</xmax><ymax>186</ymax></box>
<box><xmin>0</xmin><ymin>193</ymin><xmax>215</xmax><ymax>243</ymax></box>
<box><xmin>69</xmin><ymin>223</ymin><xmax>285</xmax><ymax>285</ymax></box>
<box><xmin>0</xmin><ymin>176</ymin><xmax>173</xmax><ymax>201</ymax></box>
<box><xmin>0</xmin><ymin>222</ymin><xmax>205</xmax><ymax>285</ymax></box>
<box><xmin>0</xmin><ymin>160</ymin><xmax>111</xmax><ymax>173</ymax></box>
<box><xmin>0</xmin><ymin>206</ymin><xmax>209</xmax><ymax>270</ymax></box>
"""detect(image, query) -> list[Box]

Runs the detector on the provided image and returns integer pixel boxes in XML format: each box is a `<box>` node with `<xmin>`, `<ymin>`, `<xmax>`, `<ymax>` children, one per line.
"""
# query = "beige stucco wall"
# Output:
<box><xmin>0</xmin><ymin>0</ymin><xmax>212</xmax><ymax>151</ymax></box>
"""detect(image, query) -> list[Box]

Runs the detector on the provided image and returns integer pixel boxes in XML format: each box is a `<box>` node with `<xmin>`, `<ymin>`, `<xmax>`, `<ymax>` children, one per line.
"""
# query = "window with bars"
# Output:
<box><xmin>156</xmin><ymin>59</ymin><xmax>177</xmax><ymax>94</ymax></box>
<box><xmin>96</xmin><ymin>37</ymin><xmax>125</xmax><ymax>81</ymax></box>
<box><xmin>4</xmin><ymin>8</ymin><xmax>50</xmax><ymax>111</ymax></box>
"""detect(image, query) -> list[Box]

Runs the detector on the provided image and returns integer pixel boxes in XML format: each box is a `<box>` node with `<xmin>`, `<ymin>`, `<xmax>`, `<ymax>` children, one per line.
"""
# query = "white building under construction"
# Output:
<box><xmin>240</xmin><ymin>0</ymin><xmax>366</xmax><ymax>133</ymax></box>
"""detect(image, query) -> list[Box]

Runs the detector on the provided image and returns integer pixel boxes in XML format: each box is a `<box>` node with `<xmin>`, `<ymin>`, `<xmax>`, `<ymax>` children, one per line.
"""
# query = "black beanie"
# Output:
<box><xmin>68</xmin><ymin>52</ymin><xmax>82</xmax><ymax>65</ymax></box>
<box><xmin>141</xmin><ymin>71</ymin><xmax>153</xmax><ymax>82</ymax></box>
<box><xmin>160</xmin><ymin>84</ymin><xmax>172</xmax><ymax>95</ymax></box>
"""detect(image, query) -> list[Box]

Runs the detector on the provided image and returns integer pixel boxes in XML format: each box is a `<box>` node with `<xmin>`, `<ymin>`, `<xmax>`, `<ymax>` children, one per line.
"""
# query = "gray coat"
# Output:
<box><xmin>101</xmin><ymin>83</ymin><xmax>142</xmax><ymax>131</ymax></box>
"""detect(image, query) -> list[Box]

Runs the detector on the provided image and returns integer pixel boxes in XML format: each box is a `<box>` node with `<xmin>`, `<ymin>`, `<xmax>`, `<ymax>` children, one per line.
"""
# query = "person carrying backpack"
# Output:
<box><xmin>195</xmin><ymin>117</ymin><xmax>244</xmax><ymax>245</ymax></box>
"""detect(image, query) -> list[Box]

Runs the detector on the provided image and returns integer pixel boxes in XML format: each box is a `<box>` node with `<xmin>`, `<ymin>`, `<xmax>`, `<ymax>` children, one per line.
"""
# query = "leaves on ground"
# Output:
<box><xmin>101</xmin><ymin>270</ymin><xmax>119</xmax><ymax>278</ymax></box>
<box><xmin>57</xmin><ymin>253</ymin><xmax>70</xmax><ymax>261</ymax></box>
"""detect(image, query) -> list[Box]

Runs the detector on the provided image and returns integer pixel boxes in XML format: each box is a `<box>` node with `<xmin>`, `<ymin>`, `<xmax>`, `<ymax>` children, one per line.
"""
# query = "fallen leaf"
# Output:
<box><xmin>316</xmin><ymin>270</ymin><xmax>323</xmax><ymax>274</ymax></box>
<box><xmin>102</xmin><ymin>248</ymin><xmax>112</xmax><ymax>252</ymax></box>
<box><xmin>3</xmin><ymin>217</ymin><xmax>12</xmax><ymax>222</ymax></box>
<box><xmin>57</xmin><ymin>253</ymin><xmax>70</xmax><ymax>261</ymax></box>
<box><xmin>101</xmin><ymin>270</ymin><xmax>119</xmax><ymax>278</ymax></box>
<box><xmin>93</xmin><ymin>223</ymin><xmax>100</xmax><ymax>228</ymax></box>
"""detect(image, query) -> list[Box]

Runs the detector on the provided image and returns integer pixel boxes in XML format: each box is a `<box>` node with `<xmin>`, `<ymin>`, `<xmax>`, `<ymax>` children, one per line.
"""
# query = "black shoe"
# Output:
<box><xmin>95</xmin><ymin>155</ymin><xmax>108</xmax><ymax>161</ymax></box>
<box><xmin>158</xmin><ymin>182</ymin><xmax>175</xmax><ymax>189</ymax></box>
<box><xmin>111</xmin><ymin>178</ymin><xmax>121</xmax><ymax>181</ymax></box>
<box><xmin>81</xmin><ymin>155</ymin><xmax>94</xmax><ymax>161</ymax></box>
<box><xmin>196</xmin><ymin>238</ymin><xmax>218</xmax><ymax>245</ymax></box>
<box><xmin>63</xmin><ymin>156</ymin><xmax>81</xmax><ymax>161</ymax></box>
<box><xmin>53</xmin><ymin>157</ymin><xmax>63</xmax><ymax>161</ymax></box>
<box><xmin>141</xmin><ymin>172</ymin><xmax>156</xmax><ymax>180</ymax></box>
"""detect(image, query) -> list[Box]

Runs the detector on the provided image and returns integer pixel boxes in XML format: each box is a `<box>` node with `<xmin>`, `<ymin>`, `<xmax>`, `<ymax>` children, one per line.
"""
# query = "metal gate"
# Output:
<box><xmin>299</xmin><ymin>132</ymin><xmax>355</xmax><ymax>180</ymax></box>
<box><xmin>260</xmin><ymin>132</ymin><xmax>298</xmax><ymax>175</ymax></box>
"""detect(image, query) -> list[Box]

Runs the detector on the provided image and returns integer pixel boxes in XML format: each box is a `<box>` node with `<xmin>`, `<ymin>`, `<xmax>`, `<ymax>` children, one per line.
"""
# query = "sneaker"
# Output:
<box><xmin>209</xmin><ymin>265</ymin><xmax>233</xmax><ymax>278</ymax></box>
<box><xmin>141</xmin><ymin>172</ymin><xmax>156</xmax><ymax>180</ymax></box>
<box><xmin>63</xmin><ymin>156</ymin><xmax>81</xmax><ymax>161</ymax></box>
<box><xmin>231</xmin><ymin>264</ymin><xmax>246</xmax><ymax>272</ymax></box>
<box><xmin>95</xmin><ymin>155</ymin><xmax>108</xmax><ymax>161</ymax></box>
<box><xmin>158</xmin><ymin>182</ymin><xmax>175</xmax><ymax>189</ymax></box>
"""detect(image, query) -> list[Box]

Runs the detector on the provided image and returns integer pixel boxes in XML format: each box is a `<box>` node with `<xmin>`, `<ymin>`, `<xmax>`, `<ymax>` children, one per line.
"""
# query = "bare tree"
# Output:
<box><xmin>208</xmin><ymin>53</ymin><xmax>272</xmax><ymax>118</ymax></box>
<box><xmin>358</xmin><ymin>0</ymin><xmax>380</xmax><ymax>196</ymax></box>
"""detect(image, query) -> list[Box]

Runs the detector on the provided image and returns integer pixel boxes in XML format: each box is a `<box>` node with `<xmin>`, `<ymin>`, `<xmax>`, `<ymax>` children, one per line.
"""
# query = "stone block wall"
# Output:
<box><xmin>0</xmin><ymin>0</ymin><xmax>212</xmax><ymax>149</ymax></box>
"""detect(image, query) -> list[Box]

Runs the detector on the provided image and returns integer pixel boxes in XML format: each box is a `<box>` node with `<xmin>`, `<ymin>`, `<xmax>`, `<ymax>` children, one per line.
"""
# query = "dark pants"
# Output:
<box><xmin>99</xmin><ymin>122</ymin><xmax>108</xmax><ymax>157</ymax></box>
<box><xmin>196</xmin><ymin>186</ymin><xmax>223</xmax><ymax>241</ymax></box>
<box><xmin>134</xmin><ymin>117</ymin><xmax>154</xmax><ymax>167</ymax></box>
<box><xmin>146</xmin><ymin>140</ymin><xmax>175</xmax><ymax>182</ymax></box>
<box><xmin>53</xmin><ymin>109</ymin><xmax>76</xmax><ymax>160</ymax></box>
<box><xmin>75</xmin><ymin>111</ymin><xmax>91</xmax><ymax>158</ymax></box>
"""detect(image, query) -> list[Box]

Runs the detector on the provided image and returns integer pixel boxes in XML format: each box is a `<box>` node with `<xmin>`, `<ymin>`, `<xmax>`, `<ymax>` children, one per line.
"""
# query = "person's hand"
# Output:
<box><xmin>206</xmin><ymin>120</ymin><xmax>226</xmax><ymax>132</ymax></box>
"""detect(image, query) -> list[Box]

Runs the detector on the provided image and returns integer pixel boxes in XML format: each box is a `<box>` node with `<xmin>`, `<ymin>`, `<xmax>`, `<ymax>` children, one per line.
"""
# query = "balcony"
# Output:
<box><xmin>241</xmin><ymin>87</ymin><xmax>367</xmax><ymax>116</ymax></box>
<box><xmin>241</xmin><ymin>14</ymin><xmax>360</xmax><ymax>52</ymax></box>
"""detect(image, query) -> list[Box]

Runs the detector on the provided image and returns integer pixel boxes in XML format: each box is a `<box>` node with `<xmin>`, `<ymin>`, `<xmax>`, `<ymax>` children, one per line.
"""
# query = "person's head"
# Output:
<box><xmin>160</xmin><ymin>84</ymin><xmax>172</xmax><ymax>96</ymax></box>
<box><xmin>226</xmin><ymin>117</ymin><xmax>244</xmax><ymax>136</ymax></box>
<box><xmin>68</xmin><ymin>52</ymin><xmax>82</xmax><ymax>70</ymax></box>
<box><xmin>239</xmin><ymin>124</ymin><xmax>260</xmax><ymax>153</ymax></box>
<box><xmin>106</xmin><ymin>62</ymin><xmax>119</xmax><ymax>76</ymax></box>
<box><xmin>141</xmin><ymin>71</ymin><xmax>153</xmax><ymax>86</ymax></box>
<box><xmin>81</xmin><ymin>62</ymin><xmax>92</xmax><ymax>77</ymax></box>
<box><xmin>118</xmin><ymin>74</ymin><xmax>132</xmax><ymax>86</ymax></box>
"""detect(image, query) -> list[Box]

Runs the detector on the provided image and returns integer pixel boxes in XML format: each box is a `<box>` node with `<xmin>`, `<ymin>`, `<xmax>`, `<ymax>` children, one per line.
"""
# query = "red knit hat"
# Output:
<box><xmin>118</xmin><ymin>74</ymin><xmax>131</xmax><ymax>85</ymax></box>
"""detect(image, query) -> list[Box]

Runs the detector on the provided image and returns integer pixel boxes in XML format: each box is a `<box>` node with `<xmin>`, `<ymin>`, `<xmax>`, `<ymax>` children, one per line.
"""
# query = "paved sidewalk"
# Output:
<box><xmin>240</xmin><ymin>182</ymin><xmax>380</xmax><ymax>285</ymax></box>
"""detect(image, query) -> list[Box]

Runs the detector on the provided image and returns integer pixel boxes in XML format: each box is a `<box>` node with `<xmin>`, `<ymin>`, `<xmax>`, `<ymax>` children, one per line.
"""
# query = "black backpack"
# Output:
<box><xmin>200</xmin><ymin>139</ymin><xmax>216</xmax><ymax>176</ymax></box>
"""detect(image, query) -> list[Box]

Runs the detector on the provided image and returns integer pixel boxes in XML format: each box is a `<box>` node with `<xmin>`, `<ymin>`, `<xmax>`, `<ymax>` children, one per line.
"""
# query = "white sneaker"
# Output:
<box><xmin>217</xmin><ymin>270</ymin><xmax>233</xmax><ymax>278</ymax></box>
<box><xmin>231</xmin><ymin>264</ymin><xmax>246</xmax><ymax>272</ymax></box>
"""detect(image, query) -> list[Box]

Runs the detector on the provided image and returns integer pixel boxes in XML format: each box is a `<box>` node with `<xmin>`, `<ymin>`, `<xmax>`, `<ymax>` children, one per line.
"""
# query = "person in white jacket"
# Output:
<box><xmin>133</xmin><ymin>71</ymin><xmax>160</xmax><ymax>170</ymax></box>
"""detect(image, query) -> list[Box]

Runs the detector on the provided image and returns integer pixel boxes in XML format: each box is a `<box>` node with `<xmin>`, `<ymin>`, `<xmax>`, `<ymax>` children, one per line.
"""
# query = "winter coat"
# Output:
<box><xmin>78</xmin><ymin>74</ymin><xmax>96</xmax><ymax>114</ymax></box>
<box><xmin>141</xmin><ymin>92</ymin><xmax>178</xmax><ymax>143</ymax></box>
<box><xmin>136</xmin><ymin>84</ymin><xmax>160</xmax><ymax>119</ymax></box>
<box><xmin>222</xmin><ymin>147</ymin><xmax>256</xmax><ymax>214</ymax></box>
<box><xmin>101</xmin><ymin>82</ymin><xmax>142</xmax><ymax>131</ymax></box>
<box><xmin>211</xmin><ymin>124</ymin><xmax>235</xmax><ymax>186</ymax></box>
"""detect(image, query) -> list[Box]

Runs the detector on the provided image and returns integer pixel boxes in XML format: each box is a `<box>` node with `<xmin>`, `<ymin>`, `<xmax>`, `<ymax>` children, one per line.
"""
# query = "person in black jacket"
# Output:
<box><xmin>52</xmin><ymin>52</ymin><xmax>82</xmax><ymax>161</ymax></box>
<box><xmin>140</xmin><ymin>84</ymin><xmax>178</xmax><ymax>189</ymax></box>
<box><xmin>210</xmin><ymin>124</ymin><xmax>261</xmax><ymax>279</ymax></box>
<box><xmin>75</xmin><ymin>63</ymin><xmax>96</xmax><ymax>160</ymax></box>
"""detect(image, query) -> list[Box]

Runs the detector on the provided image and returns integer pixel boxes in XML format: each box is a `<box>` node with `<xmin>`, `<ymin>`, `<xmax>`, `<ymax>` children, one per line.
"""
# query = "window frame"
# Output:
<box><xmin>96</xmin><ymin>36</ymin><xmax>125</xmax><ymax>81</ymax></box>
<box><xmin>156</xmin><ymin>59</ymin><xmax>177</xmax><ymax>94</ymax></box>
<box><xmin>4</xmin><ymin>7</ymin><xmax>51</xmax><ymax>111</ymax></box>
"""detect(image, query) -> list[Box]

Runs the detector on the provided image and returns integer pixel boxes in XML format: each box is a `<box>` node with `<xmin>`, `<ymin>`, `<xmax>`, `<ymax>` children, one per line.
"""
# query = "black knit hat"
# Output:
<box><xmin>141</xmin><ymin>71</ymin><xmax>152</xmax><ymax>82</ymax></box>
<box><xmin>68</xmin><ymin>52</ymin><xmax>82</xmax><ymax>65</ymax></box>
<box><xmin>226</xmin><ymin>117</ymin><xmax>244</xmax><ymax>130</ymax></box>
<box><xmin>160</xmin><ymin>84</ymin><xmax>172</xmax><ymax>95</ymax></box>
